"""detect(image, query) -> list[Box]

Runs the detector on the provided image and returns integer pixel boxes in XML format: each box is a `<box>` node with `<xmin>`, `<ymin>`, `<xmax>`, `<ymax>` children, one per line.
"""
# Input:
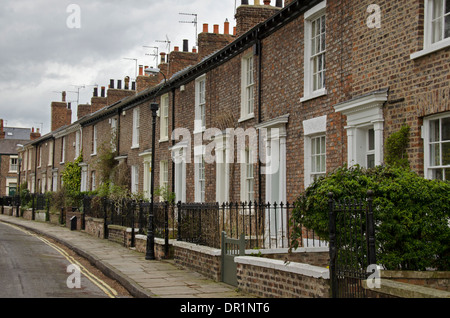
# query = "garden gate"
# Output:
<box><xmin>221</xmin><ymin>231</ymin><xmax>245</xmax><ymax>287</ymax></box>
<box><xmin>328</xmin><ymin>191</ymin><xmax>377</xmax><ymax>298</ymax></box>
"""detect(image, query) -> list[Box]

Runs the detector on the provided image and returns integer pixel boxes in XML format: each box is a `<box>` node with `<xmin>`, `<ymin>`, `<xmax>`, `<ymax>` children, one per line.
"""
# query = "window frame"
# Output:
<box><xmin>423</xmin><ymin>112</ymin><xmax>450</xmax><ymax>180</ymax></box>
<box><xmin>411</xmin><ymin>0</ymin><xmax>450</xmax><ymax>59</ymax></box>
<box><xmin>301</xmin><ymin>0</ymin><xmax>327</xmax><ymax>102</ymax></box>
<box><xmin>239</xmin><ymin>53</ymin><xmax>255</xmax><ymax>122</ymax></box>
<box><xmin>9</xmin><ymin>156</ymin><xmax>18</xmax><ymax>173</ymax></box>
<box><xmin>160</xmin><ymin>94</ymin><xmax>169</xmax><ymax>142</ymax></box>
<box><xmin>132</xmin><ymin>107</ymin><xmax>140</xmax><ymax>148</ymax></box>
<box><xmin>195</xmin><ymin>75</ymin><xmax>207</xmax><ymax>133</ymax></box>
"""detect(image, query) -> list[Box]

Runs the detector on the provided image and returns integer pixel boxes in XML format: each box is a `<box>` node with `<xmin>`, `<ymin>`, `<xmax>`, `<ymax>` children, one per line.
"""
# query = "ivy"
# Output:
<box><xmin>385</xmin><ymin>125</ymin><xmax>410</xmax><ymax>169</ymax></box>
<box><xmin>61</xmin><ymin>154</ymin><xmax>83</xmax><ymax>206</ymax></box>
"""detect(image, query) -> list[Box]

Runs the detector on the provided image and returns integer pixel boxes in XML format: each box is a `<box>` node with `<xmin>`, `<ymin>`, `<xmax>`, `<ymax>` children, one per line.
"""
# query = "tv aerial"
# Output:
<box><xmin>179</xmin><ymin>13</ymin><xmax>198</xmax><ymax>46</ymax></box>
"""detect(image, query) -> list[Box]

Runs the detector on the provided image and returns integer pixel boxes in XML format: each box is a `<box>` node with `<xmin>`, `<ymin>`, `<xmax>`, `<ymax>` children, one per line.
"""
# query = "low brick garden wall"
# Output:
<box><xmin>235</xmin><ymin>256</ymin><xmax>330</xmax><ymax>298</ymax></box>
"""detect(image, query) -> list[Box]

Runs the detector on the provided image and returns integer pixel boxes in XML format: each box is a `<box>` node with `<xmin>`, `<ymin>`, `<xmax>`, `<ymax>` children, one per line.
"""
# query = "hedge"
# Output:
<box><xmin>291</xmin><ymin>165</ymin><xmax>450</xmax><ymax>271</ymax></box>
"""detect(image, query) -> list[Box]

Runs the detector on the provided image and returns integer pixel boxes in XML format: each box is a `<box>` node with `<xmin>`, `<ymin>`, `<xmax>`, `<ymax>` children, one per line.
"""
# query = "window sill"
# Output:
<box><xmin>238</xmin><ymin>113</ymin><xmax>255</xmax><ymax>123</ymax></box>
<box><xmin>300</xmin><ymin>89</ymin><xmax>327</xmax><ymax>103</ymax></box>
<box><xmin>90</xmin><ymin>153</ymin><xmax>97</xmax><ymax>157</ymax></box>
<box><xmin>159</xmin><ymin>137</ymin><xmax>169</xmax><ymax>143</ymax></box>
<box><xmin>131</xmin><ymin>145</ymin><xmax>139</xmax><ymax>150</ymax></box>
<box><xmin>410</xmin><ymin>38</ymin><xmax>450</xmax><ymax>60</ymax></box>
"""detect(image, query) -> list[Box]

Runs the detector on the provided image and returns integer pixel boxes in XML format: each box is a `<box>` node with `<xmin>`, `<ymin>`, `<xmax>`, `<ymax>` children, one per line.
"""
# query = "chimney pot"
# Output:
<box><xmin>132</xmin><ymin>81</ymin><xmax>136</xmax><ymax>91</ymax></box>
<box><xmin>183</xmin><ymin>39</ymin><xmax>189</xmax><ymax>52</ymax></box>
<box><xmin>203</xmin><ymin>23</ymin><xmax>208</xmax><ymax>33</ymax></box>
<box><xmin>174</xmin><ymin>46</ymin><xmax>179</xmax><ymax>52</ymax></box>
<box><xmin>241</xmin><ymin>0</ymin><xmax>249</xmax><ymax>5</ymax></box>
<box><xmin>213</xmin><ymin>24</ymin><xmax>219</xmax><ymax>34</ymax></box>
<box><xmin>117</xmin><ymin>79</ymin><xmax>122</xmax><ymax>89</ymax></box>
<box><xmin>192</xmin><ymin>47</ymin><xmax>197</xmax><ymax>53</ymax></box>
<box><xmin>93</xmin><ymin>87</ymin><xmax>98</xmax><ymax>97</ymax></box>
<box><xmin>62</xmin><ymin>91</ymin><xmax>66</xmax><ymax>102</ymax></box>
<box><xmin>110</xmin><ymin>79</ymin><xmax>115</xmax><ymax>89</ymax></box>
<box><xmin>224</xmin><ymin>19</ymin><xmax>230</xmax><ymax>34</ymax></box>
<box><xmin>264</xmin><ymin>0</ymin><xmax>271</xmax><ymax>5</ymax></box>
<box><xmin>255</xmin><ymin>0</ymin><xmax>261</xmax><ymax>5</ymax></box>
<box><xmin>101</xmin><ymin>86</ymin><xmax>106</xmax><ymax>97</ymax></box>
<box><xmin>139</xmin><ymin>65</ymin><xmax>143</xmax><ymax>76</ymax></box>
<box><xmin>124</xmin><ymin>76</ymin><xmax>130</xmax><ymax>90</ymax></box>
<box><xmin>275</xmin><ymin>0</ymin><xmax>282</xmax><ymax>7</ymax></box>
<box><xmin>160</xmin><ymin>52</ymin><xmax>166</xmax><ymax>63</ymax></box>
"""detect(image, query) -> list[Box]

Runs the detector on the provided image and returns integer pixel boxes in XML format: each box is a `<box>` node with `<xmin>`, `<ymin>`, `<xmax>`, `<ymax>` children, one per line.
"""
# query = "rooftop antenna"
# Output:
<box><xmin>179</xmin><ymin>13</ymin><xmax>198</xmax><ymax>46</ymax></box>
<box><xmin>123</xmin><ymin>57</ymin><xmax>138</xmax><ymax>80</ymax></box>
<box><xmin>143</xmin><ymin>46</ymin><xmax>159</xmax><ymax>68</ymax></box>
<box><xmin>156</xmin><ymin>36</ymin><xmax>171</xmax><ymax>53</ymax></box>
<box><xmin>156</xmin><ymin>36</ymin><xmax>171</xmax><ymax>71</ymax></box>
<box><xmin>69</xmin><ymin>85</ymin><xmax>85</xmax><ymax>107</ymax></box>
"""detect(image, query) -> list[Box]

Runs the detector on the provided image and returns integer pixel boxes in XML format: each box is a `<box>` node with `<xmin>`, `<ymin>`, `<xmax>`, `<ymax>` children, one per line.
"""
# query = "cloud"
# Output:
<box><xmin>0</xmin><ymin>0</ymin><xmax>237</xmax><ymax>135</ymax></box>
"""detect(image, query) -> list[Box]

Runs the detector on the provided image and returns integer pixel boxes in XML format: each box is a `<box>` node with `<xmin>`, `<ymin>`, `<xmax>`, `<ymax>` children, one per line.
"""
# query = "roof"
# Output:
<box><xmin>3</xmin><ymin>127</ymin><xmax>31</xmax><ymax>140</ymax></box>
<box><xmin>0</xmin><ymin>139</ymin><xmax>28</xmax><ymax>155</ymax></box>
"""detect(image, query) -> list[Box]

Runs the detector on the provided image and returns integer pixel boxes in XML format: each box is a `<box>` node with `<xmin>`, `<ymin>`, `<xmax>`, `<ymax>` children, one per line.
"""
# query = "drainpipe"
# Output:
<box><xmin>256</xmin><ymin>35</ymin><xmax>263</xmax><ymax>204</ymax></box>
<box><xmin>116</xmin><ymin>109</ymin><xmax>121</xmax><ymax>155</ymax></box>
<box><xmin>171</xmin><ymin>88</ymin><xmax>176</xmax><ymax>195</ymax></box>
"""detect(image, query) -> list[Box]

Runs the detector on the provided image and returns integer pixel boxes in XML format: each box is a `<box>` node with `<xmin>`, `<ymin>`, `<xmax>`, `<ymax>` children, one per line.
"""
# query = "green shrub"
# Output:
<box><xmin>291</xmin><ymin>165</ymin><xmax>450</xmax><ymax>271</ymax></box>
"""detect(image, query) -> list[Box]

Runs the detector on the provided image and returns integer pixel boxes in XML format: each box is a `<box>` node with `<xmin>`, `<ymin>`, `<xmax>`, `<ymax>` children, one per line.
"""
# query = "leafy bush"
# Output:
<box><xmin>291</xmin><ymin>165</ymin><xmax>450</xmax><ymax>270</ymax></box>
<box><xmin>61</xmin><ymin>154</ymin><xmax>83</xmax><ymax>207</ymax></box>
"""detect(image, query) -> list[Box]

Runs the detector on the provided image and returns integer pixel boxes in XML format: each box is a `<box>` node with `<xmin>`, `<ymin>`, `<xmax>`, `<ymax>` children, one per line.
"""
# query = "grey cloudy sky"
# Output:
<box><xmin>0</xmin><ymin>0</ymin><xmax>237</xmax><ymax>135</ymax></box>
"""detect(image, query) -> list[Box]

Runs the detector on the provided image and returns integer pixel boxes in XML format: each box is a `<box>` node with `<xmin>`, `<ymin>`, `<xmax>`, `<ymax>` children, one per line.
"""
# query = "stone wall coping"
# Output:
<box><xmin>363</xmin><ymin>279</ymin><xmax>450</xmax><ymax>298</ymax></box>
<box><xmin>248</xmin><ymin>246</ymin><xmax>329</xmax><ymax>255</ymax></box>
<box><xmin>381</xmin><ymin>270</ymin><xmax>450</xmax><ymax>279</ymax></box>
<box><xmin>172</xmin><ymin>240</ymin><xmax>222</xmax><ymax>256</ymax></box>
<box><xmin>235</xmin><ymin>256</ymin><xmax>330</xmax><ymax>279</ymax></box>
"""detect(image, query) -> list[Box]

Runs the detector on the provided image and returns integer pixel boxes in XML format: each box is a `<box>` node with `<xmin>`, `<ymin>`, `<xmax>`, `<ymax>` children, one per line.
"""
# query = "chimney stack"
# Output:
<box><xmin>235</xmin><ymin>0</ymin><xmax>281</xmax><ymax>37</ymax></box>
<box><xmin>51</xmin><ymin>95</ymin><xmax>72</xmax><ymax>131</ymax></box>
<box><xmin>0</xmin><ymin>119</ymin><xmax>4</xmax><ymax>139</ymax></box>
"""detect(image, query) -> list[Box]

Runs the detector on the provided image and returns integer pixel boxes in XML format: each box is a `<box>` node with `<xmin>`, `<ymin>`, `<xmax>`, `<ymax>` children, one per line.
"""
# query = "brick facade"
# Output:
<box><xmin>17</xmin><ymin>0</ymin><xmax>450</xmax><ymax>208</ymax></box>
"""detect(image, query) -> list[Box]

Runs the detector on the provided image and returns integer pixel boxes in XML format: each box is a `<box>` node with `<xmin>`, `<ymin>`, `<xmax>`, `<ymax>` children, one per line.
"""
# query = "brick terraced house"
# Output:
<box><xmin>18</xmin><ymin>0</ymin><xmax>450</xmax><ymax>238</ymax></box>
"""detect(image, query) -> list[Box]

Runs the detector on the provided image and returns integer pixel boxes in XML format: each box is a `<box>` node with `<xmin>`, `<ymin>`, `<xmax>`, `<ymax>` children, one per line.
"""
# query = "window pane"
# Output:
<box><xmin>445</xmin><ymin>168</ymin><xmax>450</xmax><ymax>180</ymax></box>
<box><xmin>430</xmin><ymin>119</ymin><xmax>440</xmax><ymax>142</ymax></box>
<box><xmin>368</xmin><ymin>129</ymin><xmax>375</xmax><ymax>151</ymax></box>
<box><xmin>446</xmin><ymin>14</ymin><xmax>450</xmax><ymax>38</ymax></box>
<box><xmin>367</xmin><ymin>154</ymin><xmax>375</xmax><ymax>169</ymax></box>
<box><xmin>430</xmin><ymin>143</ymin><xmax>441</xmax><ymax>166</ymax></box>
<box><xmin>446</xmin><ymin>0</ymin><xmax>450</xmax><ymax>13</ymax></box>
<box><xmin>443</xmin><ymin>117</ymin><xmax>450</xmax><ymax>140</ymax></box>
<box><xmin>442</xmin><ymin>142</ymin><xmax>450</xmax><ymax>165</ymax></box>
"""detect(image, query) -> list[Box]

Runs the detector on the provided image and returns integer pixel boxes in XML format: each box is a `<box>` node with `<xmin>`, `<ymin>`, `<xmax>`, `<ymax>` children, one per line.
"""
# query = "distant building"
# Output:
<box><xmin>0</xmin><ymin>119</ymin><xmax>40</xmax><ymax>196</ymax></box>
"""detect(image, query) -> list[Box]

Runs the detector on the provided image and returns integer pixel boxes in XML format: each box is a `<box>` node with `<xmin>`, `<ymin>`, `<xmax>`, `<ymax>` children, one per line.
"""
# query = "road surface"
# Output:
<box><xmin>0</xmin><ymin>221</ymin><xmax>130</xmax><ymax>298</ymax></box>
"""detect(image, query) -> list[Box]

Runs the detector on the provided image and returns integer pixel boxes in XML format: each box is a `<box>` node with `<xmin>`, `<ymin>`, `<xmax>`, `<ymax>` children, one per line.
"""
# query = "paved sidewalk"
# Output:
<box><xmin>0</xmin><ymin>214</ymin><xmax>253</xmax><ymax>298</ymax></box>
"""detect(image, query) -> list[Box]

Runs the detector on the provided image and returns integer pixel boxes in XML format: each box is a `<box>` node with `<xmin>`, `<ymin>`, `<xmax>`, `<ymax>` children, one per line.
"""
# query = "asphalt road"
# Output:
<box><xmin>0</xmin><ymin>222</ymin><xmax>123</xmax><ymax>298</ymax></box>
